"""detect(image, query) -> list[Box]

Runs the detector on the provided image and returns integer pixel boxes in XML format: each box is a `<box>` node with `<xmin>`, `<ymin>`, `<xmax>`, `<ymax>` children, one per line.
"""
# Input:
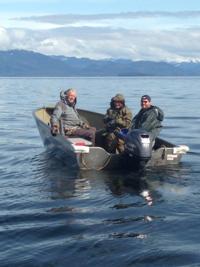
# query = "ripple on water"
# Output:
<box><xmin>1</xmin><ymin>77</ymin><xmax>200</xmax><ymax>267</ymax></box>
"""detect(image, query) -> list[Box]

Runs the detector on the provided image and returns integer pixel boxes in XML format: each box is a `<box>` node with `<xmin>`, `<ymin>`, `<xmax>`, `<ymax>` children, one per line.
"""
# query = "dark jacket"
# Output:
<box><xmin>131</xmin><ymin>105</ymin><xmax>164</xmax><ymax>137</ymax></box>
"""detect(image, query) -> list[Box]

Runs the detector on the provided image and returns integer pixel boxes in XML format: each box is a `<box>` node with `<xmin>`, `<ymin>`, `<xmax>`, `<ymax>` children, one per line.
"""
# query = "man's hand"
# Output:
<box><xmin>51</xmin><ymin>124</ymin><xmax>59</xmax><ymax>136</ymax></box>
<box><xmin>82</xmin><ymin>122</ymin><xmax>90</xmax><ymax>129</ymax></box>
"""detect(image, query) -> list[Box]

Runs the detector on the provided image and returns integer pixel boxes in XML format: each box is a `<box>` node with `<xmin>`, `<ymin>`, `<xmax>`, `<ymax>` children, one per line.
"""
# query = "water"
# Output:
<box><xmin>0</xmin><ymin>77</ymin><xmax>200</xmax><ymax>267</ymax></box>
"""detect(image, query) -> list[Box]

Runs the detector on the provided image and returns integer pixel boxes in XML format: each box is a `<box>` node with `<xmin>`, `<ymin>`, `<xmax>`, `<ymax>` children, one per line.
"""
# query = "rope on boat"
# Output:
<box><xmin>80</xmin><ymin>152</ymin><xmax>112</xmax><ymax>171</ymax></box>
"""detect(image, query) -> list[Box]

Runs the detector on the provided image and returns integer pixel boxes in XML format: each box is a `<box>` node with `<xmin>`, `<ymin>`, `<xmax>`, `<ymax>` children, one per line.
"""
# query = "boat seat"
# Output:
<box><xmin>66</xmin><ymin>137</ymin><xmax>93</xmax><ymax>146</ymax></box>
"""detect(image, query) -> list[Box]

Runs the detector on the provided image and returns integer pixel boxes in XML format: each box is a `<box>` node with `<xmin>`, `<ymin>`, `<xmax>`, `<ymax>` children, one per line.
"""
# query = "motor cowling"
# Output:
<box><xmin>124</xmin><ymin>129</ymin><xmax>152</xmax><ymax>161</ymax></box>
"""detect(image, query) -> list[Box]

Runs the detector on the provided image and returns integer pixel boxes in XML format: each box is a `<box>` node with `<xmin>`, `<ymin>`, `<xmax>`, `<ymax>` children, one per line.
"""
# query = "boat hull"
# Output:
<box><xmin>33</xmin><ymin>107</ymin><xmax>188</xmax><ymax>170</ymax></box>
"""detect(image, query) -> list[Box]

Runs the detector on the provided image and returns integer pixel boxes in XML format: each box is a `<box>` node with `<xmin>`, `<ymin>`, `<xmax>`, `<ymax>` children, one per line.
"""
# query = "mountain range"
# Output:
<box><xmin>1</xmin><ymin>49</ymin><xmax>200</xmax><ymax>76</ymax></box>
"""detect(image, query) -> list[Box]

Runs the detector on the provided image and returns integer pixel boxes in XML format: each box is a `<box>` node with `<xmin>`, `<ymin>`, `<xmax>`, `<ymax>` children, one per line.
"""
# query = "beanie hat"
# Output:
<box><xmin>141</xmin><ymin>95</ymin><xmax>151</xmax><ymax>102</ymax></box>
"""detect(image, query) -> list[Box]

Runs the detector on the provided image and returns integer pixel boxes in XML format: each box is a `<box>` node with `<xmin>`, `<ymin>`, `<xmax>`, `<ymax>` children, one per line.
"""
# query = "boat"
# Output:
<box><xmin>33</xmin><ymin>107</ymin><xmax>189</xmax><ymax>170</ymax></box>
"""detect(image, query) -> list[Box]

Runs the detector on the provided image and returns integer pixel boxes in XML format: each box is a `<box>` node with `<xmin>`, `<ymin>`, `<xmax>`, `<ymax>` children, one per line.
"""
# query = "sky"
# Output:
<box><xmin>1</xmin><ymin>0</ymin><xmax>200</xmax><ymax>62</ymax></box>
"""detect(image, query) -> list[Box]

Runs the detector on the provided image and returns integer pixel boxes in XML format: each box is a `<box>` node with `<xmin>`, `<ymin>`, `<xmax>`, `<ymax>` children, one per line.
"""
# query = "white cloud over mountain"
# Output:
<box><xmin>1</xmin><ymin>11</ymin><xmax>200</xmax><ymax>62</ymax></box>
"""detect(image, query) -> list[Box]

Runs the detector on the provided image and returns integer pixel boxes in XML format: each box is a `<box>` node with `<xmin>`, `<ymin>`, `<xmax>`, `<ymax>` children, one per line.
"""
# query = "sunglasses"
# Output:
<box><xmin>141</xmin><ymin>100</ymin><xmax>148</xmax><ymax>103</ymax></box>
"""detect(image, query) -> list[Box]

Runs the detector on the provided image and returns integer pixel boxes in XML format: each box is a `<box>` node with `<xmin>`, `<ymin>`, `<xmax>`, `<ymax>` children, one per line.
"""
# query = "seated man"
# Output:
<box><xmin>103</xmin><ymin>94</ymin><xmax>132</xmax><ymax>153</ymax></box>
<box><xmin>50</xmin><ymin>88</ymin><xmax>96</xmax><ymax>145</ymax></box>
<box><xmin>131</xmin><ymin>95</ymin><xmax>164</xmax><ymax>142</ymax></box>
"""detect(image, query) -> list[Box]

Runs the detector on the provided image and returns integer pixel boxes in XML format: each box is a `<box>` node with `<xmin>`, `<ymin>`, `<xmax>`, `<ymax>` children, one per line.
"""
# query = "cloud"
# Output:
<box><xmin>0</xmin><ymin>27</ymin><xmax>10</xmax><ymax>48</ymax></box>
<box><xmin>1</xmin><ymin>25</ymin><xmax>200</xmax><ymax>62</ymax></box>
<box><xmin>13</xmin><ymin>11</ymin><xmax>200</xmax><ymax>25</ymax></box>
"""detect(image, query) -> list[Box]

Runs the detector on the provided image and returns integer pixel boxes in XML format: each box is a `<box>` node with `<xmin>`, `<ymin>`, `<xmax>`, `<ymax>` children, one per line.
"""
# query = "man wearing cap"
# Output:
<box><xmin>131</xmin><ymin>95</ymin><xmax>164</xmax><ymax>141</ymax></box>
<box><xmin>50</xmin><ymin>88</ymin><xmax>96</xmax><ymax>145</ymax></box>
<box><xmin>103</xmin><ymin>94</ymin><xmax>132</xmax><ymax>153</ymax></box>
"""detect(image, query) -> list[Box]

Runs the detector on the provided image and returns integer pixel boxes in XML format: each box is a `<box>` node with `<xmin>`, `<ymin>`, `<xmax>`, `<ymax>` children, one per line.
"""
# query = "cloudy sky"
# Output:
<box><xmin>1</xmin><ymin>0</ymin><xmax>200</xmax><ymax>62</ymax></box>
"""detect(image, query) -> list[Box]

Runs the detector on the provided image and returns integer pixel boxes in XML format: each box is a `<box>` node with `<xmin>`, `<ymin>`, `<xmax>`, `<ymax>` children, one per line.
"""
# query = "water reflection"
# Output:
<box><xmin>99</xmin><ymin>170</ymin><xmax>155</xmax><ymax>206</ymax></box>
<box><xmin>32</xmin><ymin>150</ymin><xmax>191</xmax><ymax>210</ymax></box>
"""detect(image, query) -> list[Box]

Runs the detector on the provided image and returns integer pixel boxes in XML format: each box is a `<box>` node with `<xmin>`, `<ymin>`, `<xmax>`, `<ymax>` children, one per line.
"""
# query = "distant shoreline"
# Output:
<box><xmin>1</xmin><ymin>75</ymin><xmax>200</xmax><ymax>78</ymax></box>
<box><xmin>1</xmin><ymin>50</ymin><xmax>200</xmax><ymax>76</ymax></box>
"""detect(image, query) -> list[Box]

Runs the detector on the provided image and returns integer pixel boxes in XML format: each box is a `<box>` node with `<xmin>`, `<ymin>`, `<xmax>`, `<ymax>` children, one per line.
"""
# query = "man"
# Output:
<box><xmin>131</xmin><ymin>95</ymin><xmax>164</xmax><ymax>141</ymax></box>
<box><xmin>50</xmin><ymin>88</ymin><xmax>96</xmax><ymax>145</ymax></box>
<box><xmin>103</xmin><ymin>94</ymin><xmax>132</xmax><ymax>153</ymax></box>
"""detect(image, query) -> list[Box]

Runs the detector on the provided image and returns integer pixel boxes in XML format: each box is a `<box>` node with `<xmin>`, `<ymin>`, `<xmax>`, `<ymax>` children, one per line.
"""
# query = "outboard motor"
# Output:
<box><xmin>124</xmin><ymin>129</ymin><xmax>153</xmax><ymax>165</ymax></box>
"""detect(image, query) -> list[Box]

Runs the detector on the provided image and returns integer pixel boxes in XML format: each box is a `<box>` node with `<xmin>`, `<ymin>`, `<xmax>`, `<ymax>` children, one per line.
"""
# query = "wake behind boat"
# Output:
<box><xmin>33</xmin><ymin>107</ymin><xmax>189</xmax><ymax>170</ymax></box>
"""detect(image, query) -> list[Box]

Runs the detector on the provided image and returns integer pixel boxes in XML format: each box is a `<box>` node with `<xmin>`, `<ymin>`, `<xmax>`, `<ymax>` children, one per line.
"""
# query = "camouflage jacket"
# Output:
<box><xmin>103</xmin><ymin>106</ymin><xmax>133</xmax><ymax>131</ymax></box>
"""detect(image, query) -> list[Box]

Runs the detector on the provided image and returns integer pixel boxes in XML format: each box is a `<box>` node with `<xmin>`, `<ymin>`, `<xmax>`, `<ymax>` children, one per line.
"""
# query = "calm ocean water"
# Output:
<box><xmin>0</xmin><ymin>77</ymin><xmax>200</xmax><ymax>267</ymax></box>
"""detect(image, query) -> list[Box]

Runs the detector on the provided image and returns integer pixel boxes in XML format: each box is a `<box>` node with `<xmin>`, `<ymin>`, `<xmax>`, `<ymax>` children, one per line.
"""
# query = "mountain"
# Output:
<box><xmin>0</xmin><ymin>49</ymin><xmax>200</xmax><ymax>76</ymax></box>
